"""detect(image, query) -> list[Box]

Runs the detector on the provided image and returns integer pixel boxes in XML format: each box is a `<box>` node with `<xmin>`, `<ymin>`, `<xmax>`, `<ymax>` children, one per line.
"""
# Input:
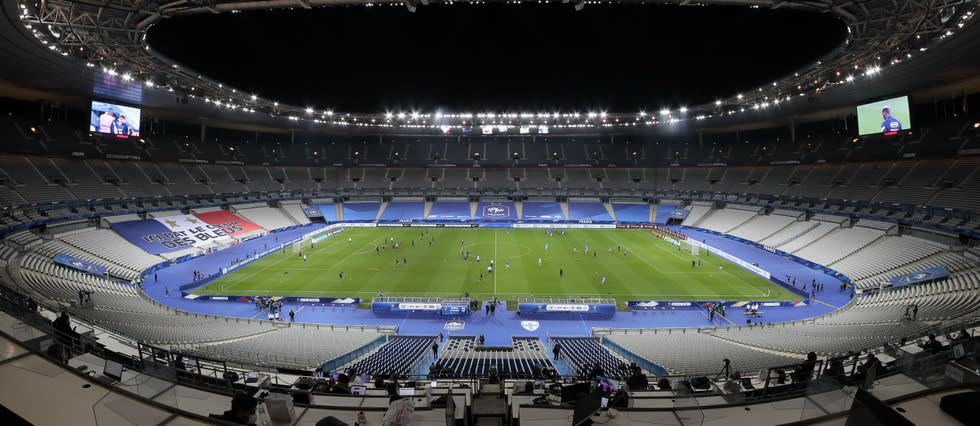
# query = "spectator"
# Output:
<box><xmin>625</xmin><ymin>367</ymin><xmax>649</xmax><ymax>390</ymax></box>
<box><xmin>921</xmin><ymin>334</ymin><xmax>944</xmax><ymax>354</ymax></box>
<box><xmin>173</xmin><ymin>355</ymin><xmax>186</xmax><ymax>370</ymax></box>
<box><xmin>212</xmin><ymin>392</ymin><xmax>257</xmax><ymax>425</ymax></box>
<box><xmin>824</xmin><ymin>357</ymin><xmax>846</xmax><ymax>384</ymax></box>
<box><xmin>52</xmin><ymin>311</ymin><xmax>79</xmax><ymax>344</ymax></box>
<box><xmin>552</xmin><ymin>341</ymin><xmax>561</xmax><ymax>360</ymax></box>
<box><xmin>386</xmin><ymin>382</ymin><xmax>402</xmax><ymax>403</ymax></box>
<box><xmin>793</xmin><ymin>352</ymin><xmax>817</xmax><ymax>382</ymax></box>
<box><xmin>432</xmin><ymin>341</ymin><xmax>439</xmax><ymax>358</ymax></box>
<box><xmin>590</xmin><ymin>363</ymin><xmax>605</xmax><ymax>380</ymax></box>
<box><xmin>479</xmin><ymin>334</ymin><xmax>485</xmax><ymax>345</ymax></box>
<box><xmin>45</xmin><ymin>341</ymin><xmax>69</xmax><ymax>365</ymax></box>
<box><xmin>953</xmin><ymin>329</ymin><xmax>971</xmax><ymax>342</ymax></box>
<box><xmin>855</xmin><ymin>353</ymin><xmax>882</xmax><ymax>384</ymax></box>
<box><xmin>331</xmin><ymin>374</ymin><xmax>351</xmax><ymax>394</ymax></box>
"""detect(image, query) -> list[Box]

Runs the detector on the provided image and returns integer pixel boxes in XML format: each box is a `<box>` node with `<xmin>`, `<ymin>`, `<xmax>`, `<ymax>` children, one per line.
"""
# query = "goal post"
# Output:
<box><xmin>292</xmin><ymin>241</ymin><xmax>303</xmax><ymax>254</ymax></box>
<box><xmin>691</xmin><ymin>243</ymin><xmax>699</xmax><ymax>257</ymax></box>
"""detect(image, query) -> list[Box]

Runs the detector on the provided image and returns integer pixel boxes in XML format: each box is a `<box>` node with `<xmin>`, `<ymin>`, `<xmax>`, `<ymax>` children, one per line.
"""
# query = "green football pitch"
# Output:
<box><xmin>195</xmin><ymin>228</ymin><xmax>797</xmax><ymax>308</ymax></box>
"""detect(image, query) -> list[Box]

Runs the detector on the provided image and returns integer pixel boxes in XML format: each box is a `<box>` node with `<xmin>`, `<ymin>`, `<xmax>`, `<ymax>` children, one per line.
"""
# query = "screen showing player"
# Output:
<box><xmin>856</xmin><ymin>95</ymin><xmax>911</xmax><ymax>136</ymax></box>
<box><xmin>90</xmin><ymin>100</ymin><xmax>141</xmax><ymax>137</ymax></box>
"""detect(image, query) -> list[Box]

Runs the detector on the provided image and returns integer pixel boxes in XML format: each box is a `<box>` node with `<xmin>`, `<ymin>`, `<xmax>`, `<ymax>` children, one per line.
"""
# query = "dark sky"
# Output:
<box><xmin>147</xmin><ymin>4</ymin><xmax>846</xmax><ymax>113</ymax></box>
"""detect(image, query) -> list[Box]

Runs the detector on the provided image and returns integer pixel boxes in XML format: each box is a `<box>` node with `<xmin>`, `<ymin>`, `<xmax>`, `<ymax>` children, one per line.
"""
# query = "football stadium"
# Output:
<box><xmin>0</xmin><ymin>0</ymin><xmax>979</xmax><ymax>425</ymax></box>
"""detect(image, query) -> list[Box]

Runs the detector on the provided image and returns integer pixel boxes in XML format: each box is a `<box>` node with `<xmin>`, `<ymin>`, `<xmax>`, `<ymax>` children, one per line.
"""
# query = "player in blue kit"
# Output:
<box><xmin>880</xmin><ymin>105</ymin><xmax>902</xmax><ymax>133</ymax></box>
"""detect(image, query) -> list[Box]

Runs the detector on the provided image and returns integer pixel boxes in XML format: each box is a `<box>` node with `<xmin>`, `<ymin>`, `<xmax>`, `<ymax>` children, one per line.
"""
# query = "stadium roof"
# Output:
<box><xmin>1</xmin><ymin>0</ymin><xmax>979</xmax><ymax>133</ymax></box>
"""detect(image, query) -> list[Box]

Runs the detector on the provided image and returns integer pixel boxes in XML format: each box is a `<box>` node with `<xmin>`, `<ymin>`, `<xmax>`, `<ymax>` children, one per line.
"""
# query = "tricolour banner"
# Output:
<box><xmin>890</xmin><ymin>266</ymin><xmax>949</xmax><ymax>287</ymax></box>
<box><xmin>110</xmin><ymin>211</ymin><xmax>262</xmax><ymax>254</ymax></box>
<box><xmin>54</xmin><ymin>253</ymin><xmax>107</xmax><ymax>276</ymax></box>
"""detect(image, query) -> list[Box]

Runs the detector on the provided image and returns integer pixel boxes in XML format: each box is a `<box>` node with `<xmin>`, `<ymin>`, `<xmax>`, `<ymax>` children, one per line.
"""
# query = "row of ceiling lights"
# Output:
<box><xmin>18</xmin><ymin>2</ymin><xmax>977</xmax><ymax>130</ymax></box>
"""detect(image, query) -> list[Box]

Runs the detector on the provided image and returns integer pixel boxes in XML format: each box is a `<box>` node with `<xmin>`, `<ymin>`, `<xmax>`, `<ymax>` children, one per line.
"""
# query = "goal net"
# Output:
<box><xmin>292</xmin><ymin>241</ymin><xmax>303</xmax><ymax>254</ymax></box>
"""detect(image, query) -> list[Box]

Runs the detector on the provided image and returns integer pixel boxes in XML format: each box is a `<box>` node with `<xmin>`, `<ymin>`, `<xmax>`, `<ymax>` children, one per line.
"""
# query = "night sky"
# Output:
<box><xmin>147</xmin><ymin>4</ymin><xmax>847</xmax><ymax>113</ymax></box>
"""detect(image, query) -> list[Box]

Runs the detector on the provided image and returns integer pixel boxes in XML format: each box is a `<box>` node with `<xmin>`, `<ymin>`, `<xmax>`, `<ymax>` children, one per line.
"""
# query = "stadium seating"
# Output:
<box><xmin>279</xmin><ymin>201</ymin><xmax>313</xmax><ymax>225</ymax></box>
<box><xmin>728</xmin><ymin>214</ymin><xmax>797</xmax><ymax>242</ymax></box>
<box><xmin>853</xmin><ymin>251</ymin><xmax>972</xmax><ymax>290</ymax></box>
<box><xmin>566</xmin><ymin>202</ymin><xmax>613</xmax><ymax>222</ymax></box>
<box><xmin>551</xmin><ymin>337</ymin><xmax>633</xmax><ymax>379</ymax></box>
<box><xmin>792</xmin><ymin>227</ymin><xmax>884</xmax><ymax>265</ymax></box>
<box><xmin>829</xmin><ymin>235</ymin><xmax>945</xmax><ymax>282</ymax></box>
<box><xmin>235</xmin><ymin>205</ymin><xmax>298</xmax><ymax>230</ymax></box>
<box><xmin>427</xmin><ymin>201</ymin><xmax>472</xmax><ymax>220</ymax></box>
<box><xmin>346</xmin><ymin>335</ymin><xmax>437</xmax><ymax>376</ymax></box>
<box><xmin>777</xmin><ymin>222</ymin><xmax>839</xmax><ymax>252</ymax></box>
<box><xmin>3</xmin><ymin>144</ymin><xmax>980</xmax><ymax>391</ymax></box>
<box><xmin>680</xmin><ymin>205</ymin><xmax>712</xmax><ymax>227</ymax></box>
<box><xmin>341</xmin><ymin>202</ymin><xmax>382</xmax><ymax>221</ymax></box>
<box><xmin>694</xmin><ymin>206</ymin><xmax>760</xmax><ymax>234</ymax></box>
<box><xmin>59</xmin><ymin>229</ymin><xmax>165</xmax><ymax>276</ymax></box>
<box><xmin>604</xmin><ymin>330</ymin><xmax>802</xmax><ymax>376</ymax></box>
<box><xmin>378</xmin><ymin>201</ymin><xmax>426</xmax><ymax>221</ymax></box>
<box><xmin>611</xmin><ymin>203</ymin><xmax>649</xmax><ymax>222</ymax></box>
<box><xmin>431</xmin><ymin>336</ymin><xmax>556</xmax><ymax>379</ymax></box>
<box><xmin>186</xmin><ymin>324</ymin><xmax>383</xmax><ymax>370</ymax></box>
<box><xmin>521</xmin><ymin>201</ymin><xmax>564</xmax><ymax>220</ymax></box>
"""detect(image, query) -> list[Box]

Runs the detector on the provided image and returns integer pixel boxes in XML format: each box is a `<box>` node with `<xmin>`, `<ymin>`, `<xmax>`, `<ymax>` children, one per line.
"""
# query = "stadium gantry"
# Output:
<box><xmin>14</xmin><ymin>0</ymin><xmax>975</xmax><ymax>124</ymax></box>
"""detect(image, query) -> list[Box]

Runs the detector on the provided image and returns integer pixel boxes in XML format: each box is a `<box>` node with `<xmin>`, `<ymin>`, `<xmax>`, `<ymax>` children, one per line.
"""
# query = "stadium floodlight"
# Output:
<box><xmin>639</xmin><ymin>111</ymin><xmax>646</xmax><ymax>116</ymax></box>
<box><xmin>326</xmin><ymin>110</ymin><xmax>334</xmax><ymax>116</ymax></box>
<box><xmin>679</xmin><ymin>107</ymin><xmax>688</xmax><ymax>113</ymax></box>
<box><xmin>274</xmin><ymin>102</ymin><xmax>278</xmax><ymax>106</ymax></box>
<box><xmin>305</xmin><ymin>107</ymin><xmax>314</xmax><ymax>114</ymax></box>
<box><xmin>846</xmin><ymin>75</ymin><xmax>854</xmax><ymax>82</ymax></box>
<box><xmin>600</xmin><ymin>112</ymin><xmax>607</xmax><ymax>118</ymax></box>
<box><xmin>397</xmin><ymin>112</ymin><xmax>406</xmax><ymax>119</ymax></box>
<box><xmin>737</xmin><ymin>94</ymin><xmax>743</xmax><ymax>100</ymax></box>
<box><xmin>385</xmin><ymin>112</ymin><xmax>393</xmax><ymax>119</ymax></box>
<box><xmin>251</xmin><ymin>94</ymin><xmax>257</xmax><ymax>100</ymax></box>
<box><xmin>660</xmin><ymin>108</ymin><xmax>670</xmax><ymax>116</ymax></box>
<box><xmin>715</xmin><ymin>100</ymin><xmax>722</xmax><ymax>106</ymax></box>
<box><xmin>588</xmin><ymin>112</ymin><xmax>597</xmax><ymax>118</ymax></box>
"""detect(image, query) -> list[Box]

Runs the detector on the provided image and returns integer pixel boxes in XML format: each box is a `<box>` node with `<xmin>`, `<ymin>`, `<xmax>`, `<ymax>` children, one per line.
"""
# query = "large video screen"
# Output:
<box><xmin>90</xmin><ymin>100</ymin><xmax>141</xmax><ymax>137</ymax></box>
<box><xmin>857</xmin><ymin>95</ymin><xmax>911</xmax><ymax>136</ymax></box>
